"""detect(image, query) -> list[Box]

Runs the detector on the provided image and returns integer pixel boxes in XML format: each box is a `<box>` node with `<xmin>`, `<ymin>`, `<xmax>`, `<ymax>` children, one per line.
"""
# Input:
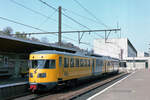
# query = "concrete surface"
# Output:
<box><xmin>88</xmin><ymin>69</ymin><xmax>150</xmax><ymax>100</ymax></box>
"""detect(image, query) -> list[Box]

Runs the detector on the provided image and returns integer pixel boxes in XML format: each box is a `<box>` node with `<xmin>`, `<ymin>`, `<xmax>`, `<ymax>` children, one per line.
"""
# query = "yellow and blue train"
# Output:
<box><xmin>29</xmin><ymin>50</ymin><xmax>119</xmax><ymax>91</ymax></box>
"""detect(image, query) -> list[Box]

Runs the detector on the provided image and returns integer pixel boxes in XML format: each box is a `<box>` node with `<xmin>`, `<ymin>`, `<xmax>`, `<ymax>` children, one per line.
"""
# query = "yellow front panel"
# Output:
<box><xmin>29</xmin><ymin>69</ymin><xmax>58</xmax><ymax>83</ymax></box>
<box><xmin>29</xmin><ymin>54</ymin><xmax>59</xmax><ymax>83</ymax></box>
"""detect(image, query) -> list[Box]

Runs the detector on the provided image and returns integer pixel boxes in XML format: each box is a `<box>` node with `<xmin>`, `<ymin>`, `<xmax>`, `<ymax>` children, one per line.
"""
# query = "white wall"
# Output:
<box><xmin>94</xmin><ymin>38</ymin><xmax>136</xmax><ymax>59</ymax></box>
<box><xmin>126</xmin><ymin>62</ymin><xmax>146</xmax><ymax>69</ymax></box>
<box><xmin>137</xmin><ymin>52</ymin><xmax>149</xmax><ymax>57</ymax></box>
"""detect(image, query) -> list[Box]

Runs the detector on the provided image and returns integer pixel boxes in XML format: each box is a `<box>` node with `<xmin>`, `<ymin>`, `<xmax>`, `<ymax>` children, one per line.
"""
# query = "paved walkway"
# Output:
<box><xmin>88</xmin><ymin>69</ymin><xmax>150</xmax><ymax>100</ymax></box>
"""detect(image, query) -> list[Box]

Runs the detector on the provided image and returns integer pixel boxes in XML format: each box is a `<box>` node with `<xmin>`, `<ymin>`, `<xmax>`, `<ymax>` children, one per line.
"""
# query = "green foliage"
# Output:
<box><xmin>3</xmin><ymin>27</ymin><xmax>13</xmax><ymax>36</ymax></box>
<box><xmin>15</xmin><ymin>32</ymin><xmax>28</xmax><ymax>39</ymax></box>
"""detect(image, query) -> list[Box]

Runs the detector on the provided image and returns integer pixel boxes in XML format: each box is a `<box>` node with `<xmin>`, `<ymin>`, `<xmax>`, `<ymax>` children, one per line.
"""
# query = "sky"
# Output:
<box><xmin>0</xmin><ymin>0</ymin><xmax>150</xmax><ymax>52</ymax></box>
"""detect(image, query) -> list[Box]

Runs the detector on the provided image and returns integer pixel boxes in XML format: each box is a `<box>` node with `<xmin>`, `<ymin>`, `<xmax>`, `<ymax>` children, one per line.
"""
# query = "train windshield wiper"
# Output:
<box><xmin>34</xmin><ymin>60</ymin><xmax>46</xmax><ymax>73</ymax></box>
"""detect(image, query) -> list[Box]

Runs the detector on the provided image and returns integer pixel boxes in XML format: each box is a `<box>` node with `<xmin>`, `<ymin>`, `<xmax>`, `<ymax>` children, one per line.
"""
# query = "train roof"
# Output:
<box><xmin>31</xmin><ymin>50</ymin><xmax>90</xmax><ymax>57</ymax></box>
<box><xmin>31</xmin><ymin>50</ymin><xmax>119</xmax><ymax>61</ymax></box>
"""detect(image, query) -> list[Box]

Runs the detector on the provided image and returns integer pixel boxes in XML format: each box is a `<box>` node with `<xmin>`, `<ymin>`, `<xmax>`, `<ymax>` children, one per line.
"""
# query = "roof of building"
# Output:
<box><xmin>127</xmin><ymin>38</ymin><xmax>137</xmax><ymax>54</ymax></box>
<box><xmin>0</xmin><ymin>35</ymin><xmax>76</xmax><ymax>53</ymax></box>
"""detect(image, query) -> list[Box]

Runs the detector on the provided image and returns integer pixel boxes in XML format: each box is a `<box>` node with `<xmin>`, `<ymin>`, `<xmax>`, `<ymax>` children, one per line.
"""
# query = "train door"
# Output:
<box><xmin>105</xmin><ymin>61</ymin><xmax>107</xmax><ymax>73</ymax></box>
<box><xmin>58</xmin><ymin>56</ymin><xmax>63</xmax><ymax>78</ymax></box>
<box><xmin>63</xmin><ymin>56</ymin><xmax>69</xmax><ymax>78</ymax></box>
<box><xmin>102</xmin><ymin>60</ymin><xmax>105</xmax><ymax>73</ymax></box>
<box><xmin>92</xmin><ymin>59</ymin><xmax>95</xmax><ymax>75</ymax></box>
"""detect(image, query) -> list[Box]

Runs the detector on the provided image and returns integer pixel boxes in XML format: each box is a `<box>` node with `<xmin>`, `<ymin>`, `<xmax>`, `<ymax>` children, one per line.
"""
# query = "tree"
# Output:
<box><xmin>15</xmin><ymin>32</ymin><xmax>28</xmax><ymax>40</ymax></box>
<box><xmin>3</xmin><ymin>27</ymin><xmax>13</xmax><ymax>36</ymax></box>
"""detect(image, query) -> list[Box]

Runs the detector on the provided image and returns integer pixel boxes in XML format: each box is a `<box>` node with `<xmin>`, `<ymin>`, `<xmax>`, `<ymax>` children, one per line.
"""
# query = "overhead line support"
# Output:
<box><xmin>58</xmin><ymin>6</ymin><xmax>62</xmax><ymax>46</ymax></box>
<box><xmin>18</xmin><ymin>29</ymin><xmax>121</xmax><ymax>35</ymax></box>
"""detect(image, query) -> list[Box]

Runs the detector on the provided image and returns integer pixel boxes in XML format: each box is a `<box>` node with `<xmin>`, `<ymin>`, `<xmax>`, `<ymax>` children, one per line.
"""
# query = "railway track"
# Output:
<box><xmin>13</xmin><ymin>72</ymin><xmax>128</xmax><ymax>100</ymax></box>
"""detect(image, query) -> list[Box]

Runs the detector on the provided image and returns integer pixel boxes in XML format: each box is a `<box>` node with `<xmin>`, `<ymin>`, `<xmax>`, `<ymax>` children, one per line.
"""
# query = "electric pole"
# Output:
<box><xmin>58</xmin><ymin>6</ymin><xmax>62</xmax><ymax>46</ymax></box>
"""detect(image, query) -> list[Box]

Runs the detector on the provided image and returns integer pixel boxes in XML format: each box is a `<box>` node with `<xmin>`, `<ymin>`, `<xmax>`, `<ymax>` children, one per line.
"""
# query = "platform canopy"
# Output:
<box><xmin>0</xmin><ymin>35</ymin><xmax>76</xmax><ymax>53</ymax></box>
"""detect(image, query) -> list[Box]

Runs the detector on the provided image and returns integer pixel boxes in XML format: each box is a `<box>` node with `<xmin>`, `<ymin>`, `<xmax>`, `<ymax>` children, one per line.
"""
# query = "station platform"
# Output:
<box><xmin>0</xmin><ymin>77</ymin><xmax>28</xmax><ymax>85</ymax></box>
<box><xmin>88</xmin><ymin>69</ymin><xmax>150</xmax><ymax>100</ymax></box>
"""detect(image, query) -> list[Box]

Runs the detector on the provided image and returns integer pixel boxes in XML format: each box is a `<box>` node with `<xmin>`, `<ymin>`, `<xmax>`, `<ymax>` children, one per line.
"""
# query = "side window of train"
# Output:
<box><xmin>83</xmin><ymin>59</ymin><xmax>86</xmax><ymax>67</ymax></box>
<box><xmin>76</xmin><ymin>58</ymin><xmax>79</xmax><ymax>67</ymax></box>
<box><xmin>100</xmin><ymin>60</ymin><xmax>103</xmax><ymax>66</ymax></box>
<box><xmin>80</xmin><ymin>59</ymin><xmax>83</xmax><ymax>67</ymax></box>
<box><xmin>64</xmin><ymin>57</ymin><xmax>69</xmax><ymax>68</ymax></box>
<box><xmin>70</xmin><ymin>58</ymin><xmax>74</xmax><ymax>67</ymax></box>
<box><xmin>92</xmin><ymin>59</ymin><xmax>94</xmax><ymax>67</ymax></box>
<box><xmin>86</xmin><ymin>59</ymin><xmax>88</xmax><ymax>67</ymax></box>
<box><xmin>80</xmin><ymin>59</ymin><xmax>82</xmax><ymax>67</ymax></box>
<box><xmin>88</xmin><ymin>60</ymin><xmax>90</xmax><ymax>67</ymax></box>
<box><xmin>75</xmin><ymin>58</ymin><xmax>79</xmax><ymax>67</ymax></box>
<box><xmin>112</xmin><ymin>62</ymin><xmax>114</xmax><ymax>67</ymax></box>
<box><xmin>96</xmin><ymin>59</ymin><xmax>101</xmax><ymax>67</ymax></box>
<box><xmin>59</xmin><ymin>56</ymin><xmax>62</xmax><ymax>67</ymax></box>
<box><xmin>96</xmin><ymin>59</ymin><xmax>98</xmax><ymax>67</ymax></box>
<box><xmin>107</xmin><ymin>62</ymin><xmax>110</xmax><ymax>66</ymax></box>
<box><xmin>85</xmin><ymin>59</ymin><xmax>87</xmax><ymax>67</ymax></box>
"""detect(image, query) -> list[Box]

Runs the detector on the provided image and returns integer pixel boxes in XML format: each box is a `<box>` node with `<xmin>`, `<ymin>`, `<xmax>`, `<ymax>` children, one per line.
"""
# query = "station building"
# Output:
<box><xmin>93</xmin><ymin>38</ymin><xmax>150</xmax><ymax>69</ymax></box>
<box><xmin>0</xmin><ymin>35</ymin><xmax>76</xmax><ymax>78</ymax></box>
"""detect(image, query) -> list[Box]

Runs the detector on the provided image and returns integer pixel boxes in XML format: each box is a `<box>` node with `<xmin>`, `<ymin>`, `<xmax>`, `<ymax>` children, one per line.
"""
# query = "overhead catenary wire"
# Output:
<box><xmin>8</xmin><ymin>0</ymin><xmax>120</xmax><ymax>55</ymax></box>
<box><xmin>38</xmin><ymin>10</ymin><xmax>57</xmax><ymax>28</ymax></box>
<box><xmin>0</xmin><ymin>16</ymin><xmax>119</xmax><ymax>55</ymax></box>
<box><xmin>38</xmin><ymin>0</ymin><xmax>91</xmax><ymax>30</ymax></box>
<box><xmin>11</xmin><ymin>0</ymin><xmax>111</xmax><ymax>43</ymax></box>
<box><xmin>62</xmin><ymin>8</ymin><xmax>109</xmax><ymax>39</ymax></box>
<box><xmin>38</xmin><ymin>0</ymin><xmax>92</xmax><ymax>44</ymax></box>
<box><xmin>73</xmin><ymin>0</ymin><xmax>109</xmax><ymax>28</ymax></box>
<box><xmin>0</xmin><ymin>16</ymin><xmax>46</xmax><ymax>32</ymax></box>
<box><xmin>10</xmin><ymin>0</ymin><xmax>76</xmax><ymax>30</ymax></box>
<box><xmin>62</xmin><ymin>8</ymin><xmax>106</xmax><ymax>27</ymax></box>
<box><xmin>0</xmin><ymin>16</ymin><xmax>81</xmax><ymax>44</ymax></box>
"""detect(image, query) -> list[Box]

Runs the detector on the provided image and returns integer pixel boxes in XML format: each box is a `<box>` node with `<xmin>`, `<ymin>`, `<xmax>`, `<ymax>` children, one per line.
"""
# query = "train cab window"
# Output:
<box><xmin>30</xmin><ymin>60</ymin><xmax>45</xmax><ymax>68</ymax></box>
<box><xmin>64</xmin><ymin>57</ymin><xmax>69</xmax><ymax>68</ymax></box>
<box><xmin>49</xmin><ymin>60</ymin><xmax>56</xmax><ymax>68</ymax></box>
<box><xmin>76</xmin><ymin>58</ymin><xmax>79</xmax><ymax>67</ymax></box>
<box><xmin>70</xmin><ymin>58</ymin><xmax>74</xmax><ymax>67</ymax></box>
<box><xmin>30</xmin><ymin>60</ymin><xmax>55</xmax><ymax>69</ymax></box>
<box><xmin>44</xmin><ymin>60</ymin><xmax>56</xmax><ymax>69</ymax></box>
<box><xmin>59</xmin><ymin>57</ymin><xmax>62</xmax><ymax>67</ymax></box>
<box><xmin>44</xmin><ymin>60</ymin><xmax>49</xmax><ymax>68</ymax></box>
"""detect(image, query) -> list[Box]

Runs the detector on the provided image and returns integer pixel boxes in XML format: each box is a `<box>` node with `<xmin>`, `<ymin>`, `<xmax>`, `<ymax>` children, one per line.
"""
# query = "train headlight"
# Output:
<box><xmin>37</xmin><ymin>73</ymin><xmax>46</xmax><ymax>78</ymax></box>
<box><xmin>30</xmin><ymin>73</ymin><xmax>33</xmax><ymax>78</ymax></box>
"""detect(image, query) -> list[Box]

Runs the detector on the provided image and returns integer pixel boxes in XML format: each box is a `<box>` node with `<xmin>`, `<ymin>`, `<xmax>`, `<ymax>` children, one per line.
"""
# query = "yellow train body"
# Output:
<box><xmin>29</xmin><ymin>54</ymin><xmax>92</xmax><ymax>83</ymax></box>
<box><xmin>29</xmin><ymin>50</ymin><xmax>119</xmax><ymax>91</ymax></box>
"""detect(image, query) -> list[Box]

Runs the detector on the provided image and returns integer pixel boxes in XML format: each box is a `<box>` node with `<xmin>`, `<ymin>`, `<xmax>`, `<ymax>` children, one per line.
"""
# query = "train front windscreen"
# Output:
<box><xmin>29</xmin><ymin>60</ymin><xmax>56</xmax><ymax>69</ymax></box>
